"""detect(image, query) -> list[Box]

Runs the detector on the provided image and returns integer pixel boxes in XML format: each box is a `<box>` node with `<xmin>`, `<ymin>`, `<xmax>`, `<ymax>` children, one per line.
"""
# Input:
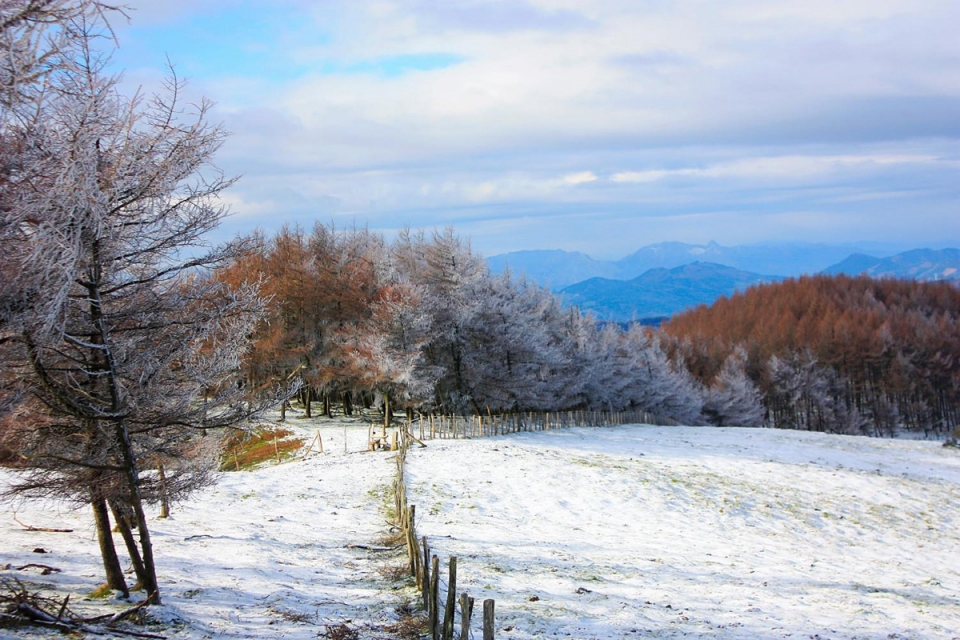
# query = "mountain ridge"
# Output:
<box><xmin>487</xmin><ymin>241</ymin><xmax>906</xmax><ymax>290</ymax></box>
<box><xmin>559</xmin><ymin>261</ymin><xmax>782</xmax><ymax>322</ymax></box>
<box><xmin>822</xmin><ymin>248</ymin><xmax>960</xmax><ymax>281</ymax></box>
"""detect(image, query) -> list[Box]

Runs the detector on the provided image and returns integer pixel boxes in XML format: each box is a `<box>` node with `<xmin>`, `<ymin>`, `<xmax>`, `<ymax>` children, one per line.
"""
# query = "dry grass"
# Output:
<box><xmin>320</xmin><ymin>622</ymin><xmax>360</xmax><ymax>640</ymax></box>
<box><xmin>219</xmin><ymin>426</ymin><xmax>304</xmax><ymax>471</ymax></box>
<box><xmin>384</xmin><ymin>601</ymin><xmax>430</xmax><ymax>640</ymax></box>
<box><xmin>268</xmin><ymin>605</ymin><xmax>316</xmax><ymax>624</ymax></box>
<box><xmin>87</xmin><ymin>583</ymin><xmax>116</xmax><ymax>599</ymax></box>
<box><xmin>377</xmin><ymin>561</ymin><xmax>412</xmax><ymax>582</ymax></box>
<box><xmin>375</xmin><ymin>527</ymin><xmax>405</xmax><ymax>548</ymax></box>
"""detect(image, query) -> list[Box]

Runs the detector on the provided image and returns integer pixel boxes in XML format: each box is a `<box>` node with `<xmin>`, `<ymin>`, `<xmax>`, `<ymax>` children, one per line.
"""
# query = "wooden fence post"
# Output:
<box><xmin>483</xmin><ymin>599</ymin><xmax>495</xmax><ymax>640</ymax></box>
<box><xmin>430</xmin><ymin>555</ymin><xmax>440</xmax><ymax>640</ymax></box>
<box><xmin>407</xmin><ymin>505</ymin><xmax>417</xmax><ymax>577</ymax></box>
<box><xmin>442</xmin><ymin>556</ymin><xmax>457</xmax><ymax>640</ymax></box>
<box><xmin>421</xmin><ymin>537</ymin><xmax>430</xmax><ymax>605</ymax></box>
<box><xmin>459</xmin><ymin>593</ymin><xmax>474</xmax><ymax>640</ymax></box>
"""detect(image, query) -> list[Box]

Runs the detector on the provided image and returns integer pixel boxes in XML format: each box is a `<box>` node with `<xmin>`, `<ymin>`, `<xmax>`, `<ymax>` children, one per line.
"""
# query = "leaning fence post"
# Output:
<box><xmin>442</xmin><ymin>556</ymin><xmax>457</xmax><ymax>640</ymax></box>
<box><xmin>421</xmin><ymin>536</ymin><xmax>430</xmax><ymax>606</ymax></box>
<box><xmin>483</xmin><ymin>599</ymin><xmax>495</xmax><ymax>640</ymax></box>
<box><xmin>407</xmin><ymin>505</ymin><xmax>417</xmax><ymax>576</ymax></box>
<box><xmin>430</xmin><ymin>555</ymin><xmax>440</xmax><ymax>640</ymax></box>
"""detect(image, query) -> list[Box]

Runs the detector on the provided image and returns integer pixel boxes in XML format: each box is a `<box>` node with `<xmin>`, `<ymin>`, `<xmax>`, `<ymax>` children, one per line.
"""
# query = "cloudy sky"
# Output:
<box><xmin>110</xmin><ymin>0</ymin><xmax>960</xmax><ymax>259</ymax></box>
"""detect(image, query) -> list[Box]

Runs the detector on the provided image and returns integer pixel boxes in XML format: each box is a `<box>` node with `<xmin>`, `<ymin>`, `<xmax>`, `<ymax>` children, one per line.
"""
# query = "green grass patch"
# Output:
<box><xmin>219</xmin><ymin>426</ymin><xmax>304</xmax><ymax>471</ymax></box>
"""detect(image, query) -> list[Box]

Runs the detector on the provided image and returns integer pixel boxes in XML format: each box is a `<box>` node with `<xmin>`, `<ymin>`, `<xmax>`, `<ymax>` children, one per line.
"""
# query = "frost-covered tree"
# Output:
<box><xmin>583</xmin><ymin>323</ymin><xmax>703</xmax><ymax>423</ymax></box>
<box><xmin>405</xmin><ymin>228</ymin><xmax>487</xmax><ymax>412</ymax></box>
<box><xmin>1</xmin><ymin>0</ymin><xmax>113</xmax><ymax>417</ymax></box>
<box><xmin>767</xmin><ymin>351</ymin><xmax>871</xmax><ymax>435</ymax></box>
<box><xmin>459</xmin><ymin>272</ymin><xmax>570</xmax><ymax>411</ymax></box>
<box><xmin>586</xmin><ymin>323</ymin><xmax>637</xmax><ymax>412</ymax></box>
<box><xmin>334</xmin><ymin>232</ymin><xmax>434</xmax><ymax>426</ymax></box>
<box><xmin>702</xmin><ymin>347</ymin><xmax>765</xmax><ymax>427</ymax></box>
<box><xmin>0</xmin><ymin>19</ymin><xmax>275</xmax><ymax>602</ymax></box>
<box><xmin>622</xmin><ymin>326</ymin><xmax>703</xmax><ymax>424</ymax></box>
<box><xmin>548</xmin><ymin>306</ymin><xmax>597</xmax><ymax>410</ymax></box>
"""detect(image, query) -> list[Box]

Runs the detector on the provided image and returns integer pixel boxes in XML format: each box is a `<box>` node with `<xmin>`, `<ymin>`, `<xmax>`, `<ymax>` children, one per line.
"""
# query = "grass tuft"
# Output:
<box><xmin>385</xmin><ymin>601</ymin><xmax>430</xmax><ymax>639</ymax></box>
<box><xmin>87</xmin><ymin>583</ymin><xmax>116</xmax><ymax>599</ymax></box>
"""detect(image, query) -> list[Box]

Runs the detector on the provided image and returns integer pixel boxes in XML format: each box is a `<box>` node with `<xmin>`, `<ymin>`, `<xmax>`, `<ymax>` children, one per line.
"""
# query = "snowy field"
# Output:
<box><xmin>3</xmin><ymin>422</ymin><xmax>960</xmax><ymax>639</ymax></box>
<box><xmin>406</xmin><ymin>426</ymin><xmax>960</xmax><ymax>639</ymax></box>
<box><xmin>0</xmin><ymin>415</ymin><xmax>410</xmax><ymax>639</ymax></box>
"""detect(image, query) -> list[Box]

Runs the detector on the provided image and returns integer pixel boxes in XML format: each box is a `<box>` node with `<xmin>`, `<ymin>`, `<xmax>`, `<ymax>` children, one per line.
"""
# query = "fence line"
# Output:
<box><xmin>405</xmin><ymin>408</ymin><xmax>672</xmax><ymax>444</ymax></box>
<box><xmin>389</xmin><ymin>409</ymin><xmax>670</xmax><ymax>638</ymax></box>
<box><xmin>394</xmin><ymin>433</ymin><xmax>491</xmax><ymax>639</ymax></box>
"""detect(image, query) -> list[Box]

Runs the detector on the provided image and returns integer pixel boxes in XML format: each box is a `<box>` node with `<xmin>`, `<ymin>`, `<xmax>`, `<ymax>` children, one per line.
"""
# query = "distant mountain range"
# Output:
<box><xmin>560</xmin><ymin>262</ymin><xmax>782</xmax><ymax>322</ymax></box>
<box><xmin>487</xmin><ymin>241</ymin><xmax>900</xmax><ymax>290</ymax></box>
<box><xmin>822</xmin><ymin>248</ymin><xmax>960</xmax><ymax>281</ymax></box>
<box><xmin>488</xmin><ymin>243</ymin><xmax>959</xmax><ymax>322</ymax></box>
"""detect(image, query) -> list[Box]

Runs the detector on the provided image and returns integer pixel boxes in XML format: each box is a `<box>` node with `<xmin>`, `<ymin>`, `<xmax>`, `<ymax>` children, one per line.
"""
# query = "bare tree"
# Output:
<box><xmin>0</xmin><ymin>10</ymin><xmax>280</xmax><ymax>603</ymax></box>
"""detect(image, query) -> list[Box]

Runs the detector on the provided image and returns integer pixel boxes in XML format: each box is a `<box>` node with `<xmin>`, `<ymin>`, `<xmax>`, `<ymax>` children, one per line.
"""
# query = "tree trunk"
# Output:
<box><xmin>342</xmin><ymin>391</ymin><xmax>353</xmax><ymax>416</ymax></box>
<box><xmin>109</xmin><ymin>498</ymin><xmax>147</xmax><ymax>590</ymax></box>
<box><xmin>110</xmin><ymin>417</ymin><xmax>161</xmax><ymax>603</ymax></box>
<box><xmin>91</xmin><ymin>488</ymin><xmax>128</xmax><ymax>597</ymax></box>
<box><xmin>383</xmin><ymin>390</ymin><xmax>391</xmax><ymax>436</ymax></box>
<box><xmin>304</xmin><ymin>386</ymin><xmax>312</xmax><ymax>418</ymax></box>
<box><xmin>157</xmin><ymin>463</ymin><xmax>170</xmax><ymax>519</ymax></box>
<box><xmin>88</xmin><ymin>264</ymin><xmax>162</xmax><ymax>604</ymax></box>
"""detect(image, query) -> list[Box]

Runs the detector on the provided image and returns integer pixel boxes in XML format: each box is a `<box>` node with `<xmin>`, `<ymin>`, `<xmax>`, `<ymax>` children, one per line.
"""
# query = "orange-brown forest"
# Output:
<box><xmin>663</xmin><ymin>275</ymin><xmax>960</xmax><ymax>436</ymax></box>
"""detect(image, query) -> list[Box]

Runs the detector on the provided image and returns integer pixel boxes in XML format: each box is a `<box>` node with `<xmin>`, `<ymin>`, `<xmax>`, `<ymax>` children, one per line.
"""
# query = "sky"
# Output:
<box><xmin>108</xmin><ymin>0</ymin><xmax>960</xmax><ymax>259</ymax></box>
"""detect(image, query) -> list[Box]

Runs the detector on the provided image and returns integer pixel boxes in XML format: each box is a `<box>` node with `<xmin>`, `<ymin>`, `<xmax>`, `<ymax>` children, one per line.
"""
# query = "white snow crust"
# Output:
<box><xmin>3</xmin><ymin>422</ymin><xmax>960</xmax><ymax>639</ymax></box>
<box><xmin>0</xmin><ymin>418</ymin><xmax>406</xmax><ymax>638</ymax></box>
<box><xmin>406</xmin><ymin>426</ymin><xmax>960</xmax><ymax>639</ymax></box>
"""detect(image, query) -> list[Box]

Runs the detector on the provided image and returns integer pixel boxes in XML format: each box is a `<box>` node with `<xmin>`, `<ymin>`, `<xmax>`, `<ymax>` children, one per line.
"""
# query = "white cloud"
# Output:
<box><xmin>563</xmin><ymin>171</ymin><xmax>598</xmax><ymax>185</ymax></box>
<box><xmin>611</xmin><ymin>154</ymin><xmax>944</xmax><ymax>184</ymax></box>
<box><xmin>111</xmin><ymin>0</ymin><xmax>960</xmax><ymax>254</ymax></box>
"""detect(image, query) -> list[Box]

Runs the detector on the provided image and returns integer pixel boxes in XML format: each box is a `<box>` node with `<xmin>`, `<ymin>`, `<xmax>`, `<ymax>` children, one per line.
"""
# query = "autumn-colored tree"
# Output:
<box><xmin>664</xmin><ymin>275</ymin><xmax>960</xmax><ymax>436</ymax></box>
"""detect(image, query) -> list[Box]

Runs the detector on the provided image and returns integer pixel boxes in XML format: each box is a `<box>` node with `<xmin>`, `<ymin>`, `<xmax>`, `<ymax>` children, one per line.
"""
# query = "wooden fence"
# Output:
<box><xmin>393</xmin><ymin>434</ymin><xmax>492</xmax><ymax>639</ymax></box>
<box><xmin>407</xmin><ymin>408</ymin><xmax>673</xmax><ymax>442</ymax></box>
<box><xmin>389</xmin><ymin>409</ymin><xmax>667</xmax><ymax>637</ymax></box>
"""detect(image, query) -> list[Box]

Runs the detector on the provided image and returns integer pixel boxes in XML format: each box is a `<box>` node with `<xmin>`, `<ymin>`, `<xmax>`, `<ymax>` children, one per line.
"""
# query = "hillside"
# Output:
<box><xmin>0</xmin><ymin>415</ymin><xmax>408</xmax><ymax>639</ymax></box>
<box><xmin>5</xmin><ymin>422</ymin><xmax>959</xmax><ymax>638</ymax></box>
<box><xmin>822</xmin><ymin>248</ymin><xmax>960</xmax><ymax>281</ymax></box>
<box><xmin>559</xmin><ymin>262</ymin><xmax>780</xmax><ymax>321</ymax></box>
<box><xmin>663</xmin><ymin>275</ymin><xmax>960</xmax><ymax>436</ymax></box>
<box><xmin>407</xmin><ymin>425</ymin><xmax>960</xmax><ymax>639</ymax></box>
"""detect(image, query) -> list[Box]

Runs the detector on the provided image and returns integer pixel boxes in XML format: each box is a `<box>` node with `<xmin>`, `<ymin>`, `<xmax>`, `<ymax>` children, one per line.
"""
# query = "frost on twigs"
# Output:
<box><xmin>0</xmin><ymin>0</ymin><xmax>292</xmax><ymax>605</ymax></box>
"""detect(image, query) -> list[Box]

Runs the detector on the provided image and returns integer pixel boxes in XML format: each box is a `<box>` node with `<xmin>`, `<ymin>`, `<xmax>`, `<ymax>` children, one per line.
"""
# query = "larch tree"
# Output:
<box><xmin>702</xmin><ymin>347</ymin><xmax>765</xmax><ymax>427</ymax></box>
<box><xmin>456</xmin><ymin>272</ymin><xmax>566</xmax><ymax>411</ymax></box>
<box><xmin>412</xmin><ymin>228</ymin><xmax>487</xmax><ymax>413</ymax></box>
<box><xmin>0</xmin><ymin>13</ymin><xmax>277</xmax><ymax>602</ymax></box>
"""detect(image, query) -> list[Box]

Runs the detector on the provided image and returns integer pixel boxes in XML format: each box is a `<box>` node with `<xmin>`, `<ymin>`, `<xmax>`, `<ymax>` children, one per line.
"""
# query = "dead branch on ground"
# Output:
<box><xmin>0</xmin><ymin>577</ymin><xmax>165</xmax><ymax>638</ymax></box>
<box><xmin>13</xmin><ymin>515</ymin><xmax>74</xmax><ymax>533</ymax></box>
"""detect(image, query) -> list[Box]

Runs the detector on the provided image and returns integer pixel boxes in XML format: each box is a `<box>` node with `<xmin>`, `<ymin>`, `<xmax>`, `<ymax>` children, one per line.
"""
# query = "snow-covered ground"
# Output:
<box><xmin>1</xmin><ymin>415</ymin><xmax>410</xmax><ymax>639</ymax></box>
<box><xmin>406</xmin><ymin>426</ymin><xmax>960</xmax><ymax>639</ymax></box>
<box><xmin>3</xmin><ymin>422</ymin><xmax>960</xmax><ymax>639</ymax></box>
